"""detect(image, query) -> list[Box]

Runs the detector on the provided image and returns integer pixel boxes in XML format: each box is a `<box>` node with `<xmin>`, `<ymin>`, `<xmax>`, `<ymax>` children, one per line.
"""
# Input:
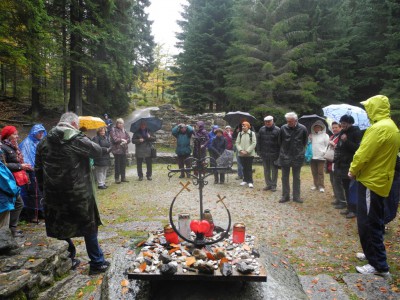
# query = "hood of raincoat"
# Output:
<box><xmin>19</xmin><ymin>124</ymin><xmax>47</xmax><ymax>166</ymax></box>
<box><xmin>47</xmin><ymin>123</ymin><xmax>81</xmax><ymax>145</ymax></box>
<box><xmin>197</xmin><ymin>121</ymin><xmax>205</xmax><ymax>131</ymax></box>
<box><xmin>311</xmin><ymin>120</ymin><xmax>327</xmax><ymax>135</ymax></box>
<box><xmin>349</xmin><ymin>95</ymin><xmax>400</xmax><ymax>196</ymax></box>
<box><xmin>361</xmin><ymin>95</ymin><xmax>391</xmax><ymax>124</ymax></box>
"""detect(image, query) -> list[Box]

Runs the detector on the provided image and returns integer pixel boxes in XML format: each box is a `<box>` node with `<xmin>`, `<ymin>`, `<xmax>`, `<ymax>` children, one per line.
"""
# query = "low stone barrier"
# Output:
<box><xmin>0</xmin><ymin>228</ymin><xmax>72</xmax><ymax>300</ymax></box>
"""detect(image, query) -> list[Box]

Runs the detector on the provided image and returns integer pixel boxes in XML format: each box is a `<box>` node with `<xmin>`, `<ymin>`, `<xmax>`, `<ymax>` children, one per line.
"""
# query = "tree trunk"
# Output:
<box><xmin>62</xmin><ymin>0</ymin><xmax>68</xmax><ymax>112</ymax></box>
<box><xmin>1</xmin><ymin>64</ymin><xmax>6</xmax><ymax>97</ymax></box>
<box><xmin>31</xmin><ymin>69</ymin><xmax>40</xmax><ymax>118</ymax></box>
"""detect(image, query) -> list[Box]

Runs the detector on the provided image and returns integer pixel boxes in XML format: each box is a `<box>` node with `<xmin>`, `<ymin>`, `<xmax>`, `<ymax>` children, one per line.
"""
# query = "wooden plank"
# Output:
<box><xmin>127</xmin><ymin>259</ymin><xmax>267</xmax><ymax>282</ymax></box>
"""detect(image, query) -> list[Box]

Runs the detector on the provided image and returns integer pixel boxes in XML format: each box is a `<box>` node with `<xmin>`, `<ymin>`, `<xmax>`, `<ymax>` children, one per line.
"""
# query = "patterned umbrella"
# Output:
<box><xmin>322</xmin><ymin>104</ymin><xmax>370</xmax><ymax>130</ymax></box>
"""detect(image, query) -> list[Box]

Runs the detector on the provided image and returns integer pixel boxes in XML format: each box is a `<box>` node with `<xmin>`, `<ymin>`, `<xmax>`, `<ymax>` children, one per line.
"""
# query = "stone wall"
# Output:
<box><xmin>151</xmin><ymin>104</ymin><xmax>227</xmax><ymax>148</ymax></box>
<box><xmin>0</xmin><ymin>228</ymin><xmax>71</xmax><ymax>300</ymax></box>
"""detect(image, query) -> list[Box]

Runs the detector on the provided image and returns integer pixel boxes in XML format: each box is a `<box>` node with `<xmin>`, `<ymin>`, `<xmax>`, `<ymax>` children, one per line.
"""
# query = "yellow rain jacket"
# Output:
<box><xmin>349</xmin><ymin>95</ymin><xmax>400</xmax><ymax>197</ymax></box>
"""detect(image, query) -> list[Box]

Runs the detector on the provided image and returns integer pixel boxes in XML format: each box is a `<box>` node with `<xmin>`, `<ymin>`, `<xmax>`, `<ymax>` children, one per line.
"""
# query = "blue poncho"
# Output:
<box><xmin>19</xmin><ymin>124</ymin><xmax>47</xmax><ymax>166</ymax></box>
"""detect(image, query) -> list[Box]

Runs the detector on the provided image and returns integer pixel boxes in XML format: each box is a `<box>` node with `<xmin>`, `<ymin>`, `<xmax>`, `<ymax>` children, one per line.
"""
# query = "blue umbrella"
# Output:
<box><xmin>322</xmin><ymin>104</ymin><xmax>370</xmax><ymax>130</ymax></box>
<box><xmin>130</xmin><ymin>117</ymin><xmax>163</xmax><ymax>133</ymax></box>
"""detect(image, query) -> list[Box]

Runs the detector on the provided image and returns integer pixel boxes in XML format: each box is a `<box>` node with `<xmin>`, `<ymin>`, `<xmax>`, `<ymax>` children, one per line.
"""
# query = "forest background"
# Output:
<box><xmin>1</xmin><ymin>0</ymin><xmax>399</xmax><ymax>128</ymax></box>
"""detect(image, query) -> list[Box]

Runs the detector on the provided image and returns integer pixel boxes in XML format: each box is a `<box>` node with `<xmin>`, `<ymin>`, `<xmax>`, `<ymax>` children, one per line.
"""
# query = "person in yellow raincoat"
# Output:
<box><xmin>348</xmin><ymin>95</ymin><xmax>400</xmax><ymax>277</ymax></box>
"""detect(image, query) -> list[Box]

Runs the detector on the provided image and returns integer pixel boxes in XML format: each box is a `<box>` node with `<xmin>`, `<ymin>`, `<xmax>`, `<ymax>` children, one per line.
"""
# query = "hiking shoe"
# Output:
<box><xmin>115</xmin><ymin>180</ymin><xmax>121</xmax><ymax>184</ymax></box>
<box><xmin>340</xmin><ymin>209</ymin><xmax>350</xmax><ymax>215</ymax></box>
<box><xmin>240</xmin><ymin>181</ymin><xmax>247</xmax><ymax>186</ymax></box>
<box><xmin>356</xmin><ymin>264</ymin><xmax>390</xmax><ymax>278</ymax></box>
<box><xmin>293</xmin><ymin>198</ymin><xmax>304</xmax><ymax>203</ymax></box>
<box><xmin>263</xmin><ymin>186</ymin><xmax>271</xmax><ymax>191</ymax></box>
<box><xmin>138</xmin><ymin>177</ymin><xmax>143</xmax><ymax>181</ymax></box>
<box><xmin>311</xmin><ymin>186</ymin><xmax>317</xmax><ymax>191</ymax></box>
<box><xmin>89</xmin><ymin>261</ymin><xmax>110</xmax><ymax>275</ymax></box>
<box><xmin>98</xmin><ymin>185</ymin><xmax>107</xmax><ymax>189</ymax></box>
<box><xmin>356</xmin><ymin>252</ymin><xmax>367</xmax><ymax>261</ymax></box>
<box><xmin>71</xmin><ymin>258</ymin><xmax>81</xmax><ymax>270</ymax></box>
<box><xmin>271</xmin><ymin>188</ymin><xmax>277</xmax><ymax>192</ymax></box>
<box><xmin>248</xmin><ymin>183</ymin><xmax>254</xmax><ymax>188</ymax></box>
<box><xmin>331</xmin><ymin>201</ymin><xmax>340</xmax><ymax>205</ymax></box>
<box><xmin>147</xmin><ymin>177</ymin><xmax>152</xmax><ymax>181</ymax></box>
<box><xmin>121</xmin><ymin>179</ymin><xmax>129</xmax><ymax>183</ymax></box>
<box><xmin>179</xmin><ymin>174</ymin><xmax>185</xmax><ymax>178</ymax></box>
<box><xmin>279</xmin><ymin>198</ymin><xmax>290</xmax><ymax>203</ymax></box>
<box><xmin>319</xmin><ymin>187</ymin><xmax>325</xmax><ymax>193</ymax></box>
<box><xmin>346</xmin><ymin>211</ymin><xmax>357</xmax><ymax>219</ymax></box>
<box><xmin>235</xmin><ymin>176</ymin><xmax>243</xmax><ymax>180</ymax></box>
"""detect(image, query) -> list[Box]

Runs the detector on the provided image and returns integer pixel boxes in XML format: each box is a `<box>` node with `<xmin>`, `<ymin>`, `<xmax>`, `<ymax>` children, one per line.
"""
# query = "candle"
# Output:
<box><xmin>164</xmin><ymin>224</ymin><xmax>179</xmax><ymax>244</ymax></box>
<box><xmin>232</xmin><ymin>222</ymin><xmax>245</xmax><ymax>243</ymax></box>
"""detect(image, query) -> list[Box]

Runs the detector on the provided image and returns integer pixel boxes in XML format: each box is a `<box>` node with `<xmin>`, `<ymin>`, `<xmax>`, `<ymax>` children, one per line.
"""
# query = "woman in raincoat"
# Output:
<box><xmin>19</xmin><ymin>124</ymin><xmax>46</xmax><ymax>223</ymax></box>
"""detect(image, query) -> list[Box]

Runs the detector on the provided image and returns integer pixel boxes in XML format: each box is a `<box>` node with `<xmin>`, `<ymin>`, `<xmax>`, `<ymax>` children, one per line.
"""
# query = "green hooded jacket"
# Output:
<box><xmin>349</xmin><ymin>95</ymin><xmax>400</xmax><ymax>197</ymax></box>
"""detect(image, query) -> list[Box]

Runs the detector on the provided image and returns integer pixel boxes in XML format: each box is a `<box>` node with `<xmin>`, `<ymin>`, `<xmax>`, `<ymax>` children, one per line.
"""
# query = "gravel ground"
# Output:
<box><xmin>97</xmin><ymin>164</ymin><xmax>400</xmax><ymax>287</ymax></box>
<box><xmin>19</xmin><ymin>163</ymin><xmax>400</xmax><ymax>299</ymax></box>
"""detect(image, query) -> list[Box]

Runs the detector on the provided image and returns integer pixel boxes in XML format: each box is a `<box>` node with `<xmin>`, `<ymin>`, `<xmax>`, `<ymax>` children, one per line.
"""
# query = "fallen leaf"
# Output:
<box><xmin>206</xmin><ymin>251</ymin><xmax>215</xmax><ymax>260</ymax></box>
<box><xmin>121</xmin><ymin>287</ymin><xmax>129</xmax><ymax>295</ymax></box>
<box><xmin>127</xmin><ymin>250</ymin><xmax>134</xmax><ymax>255</ymax></box>
<box><xmin>97</xmin><ymin>278</ymin><xmax>102</xmax><ymax>285</ymax></box>
<box><xmin>319</xmin><ymin>288</ymin><xmax>327</xmax><ymax>292</ymax></box>
<box><xmin>170</xmin><ymin>243</ymin><xmax>180</xmax><ymax>248</ymax></box>
<box><xmin>142</xmin><ymin>251</ymin><xmax>153</xmax><ymax>258</ymax></box>
<box><xmin>169</xmin><ymin>248</ymin><xmax>180</xmax><ymax>255</ymax></box>
<box><xmin>271</xmin><ymin>263</ymin><xmax>278</xmax><ymax>268</ymax></box>
<box><xmin>330</xmin><ymin>287</ymin><xmax>337</xmax><ymax>291</ymax></box>
<box><xmin>24</xmin><ymin>242</ymin><xmax>32</xmax><ymax>246</ymax></box>
<box><xmin>139</xmin><ymin>262</ymin><xmax>147</xmax><ymax>272</ymax></box>
<box><xmin>121</xmin><ymin>279</ymin><xmax>129</xmax><ymax>287</ymax></box>
<box><xmin>28</xmin><ymin>258</ymin><xmax>35</xmax><ymax>263</ymax></box>
<box><xmin>379</xmin><ymin>287</ymin><xmax>388</xmax><ymax>293</ymax></box>
<box><xmin>242</xmin><ymin>244</ymin><xmax>251</xmax><ymax>251</ymax></box>
<box><xmin>78</xmin><ymin>290</ymin><xmax>84</xmax><ymax>298</ymax></box>
<box><xmin>312</xmin><ymin>278</ymin><xmax>319</xmax><ymax>284</ymax></box>
<box><xmin>86</xmin><ymin>280</ymin><xmax>91</xmax><ymax>286</ymax></box>
<box><xmin>136</xmin><ymin>240</ymin><xmax>146</xmax><ymax>247</ymax></box>
<box><xmin>186</xmin><ymin>257</ymin><xmax>196</xmax><ymax>267</ymax></box>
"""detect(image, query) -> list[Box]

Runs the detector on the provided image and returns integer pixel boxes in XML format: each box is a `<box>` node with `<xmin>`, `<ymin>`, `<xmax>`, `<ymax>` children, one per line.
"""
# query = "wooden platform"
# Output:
<box><xmin>127</xmin><ymin>259</ymin><xmax>267</xmax><ymax>282</ymax></box>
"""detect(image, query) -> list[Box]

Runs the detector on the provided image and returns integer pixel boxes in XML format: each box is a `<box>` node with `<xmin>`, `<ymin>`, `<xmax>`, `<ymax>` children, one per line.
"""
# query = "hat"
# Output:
<box><xmin>215</xmin><ymin>128</ymin><xmax>224</xmax><ymax>134</ymax></box>
<box><xmin>264</xmin><ymin>115</ymin><xmax>273</xmax><ymax>121</ymax></box>
<box><xmin>242</xmin><ymin>121</ymin><xmax>250</xmax><ymax>128</ymax></box>
<box><xmin>339</xmin><ymin>114</ymin><xmax>355</xmax><ymax>124</ymax></box>
<box><xmin>104</xmin><ymin>113</ymin><xmax>108</xmax><ymax>117</ymax></box>
<box><xmin>225</xmin><ymin>125</ymin><xmax>231</xmax><ymax>129</ymax></box>
<box><xmin>1</xmin><ymin>126</ymin><xmax>17</xmax><ymax>140</ymax></box>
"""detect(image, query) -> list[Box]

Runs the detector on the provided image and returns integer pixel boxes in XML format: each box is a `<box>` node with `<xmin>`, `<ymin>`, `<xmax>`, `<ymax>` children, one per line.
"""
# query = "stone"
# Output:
<box><xmin>0</xmin><ymin>269</ymin><xmax>31</xmax><ymax>297</ymax></box>
<box><xmin>0</xmin><ymin>228</ymin><xmax>19</xmax><ymax>255</ymax></box>
<box><xmin>0</xmin><ymin>254</ymin><xmax>29</xmax><ymax>272</ymax></box>
<box><xmin>236</xmin><ymin>261</ymin><xmax>254</xmax><ymax>274</ymax></box>
<box><xmin>220</xmin><ymin>262</ymin><xmax>233</xmax><ymax>276</ymax></box>
<box><xmin>197</xmin><ymin>262</ymin><xmax>214</xmax><ymax>275</ymax></box>
<box><xmin>300</xmin><ymin>274</ymin><xmax>349</xmax><ymax>300</ymax></box>
<box><xmin>251</xmin><ymin>248</ymin><xmax>260</xmax><ymax>258</ymax></box>
<box><xmin>192</xmin><ymin>249</ymin><xmax>207</xmax><ymax>260</ymax></box>
<box><xmin>159</xmin><ymin>253</ymin><xmax>172</xmax><ymax>264</ymax></box>
<box><xmin>159</xmin><ymin>262</ymin><xmax>177</xmax><ymax>275</ymax></box>
<box><xmin>343</xmin><ymin>273</ymin><xmax>396</xmax><ymax>300</ymax></box>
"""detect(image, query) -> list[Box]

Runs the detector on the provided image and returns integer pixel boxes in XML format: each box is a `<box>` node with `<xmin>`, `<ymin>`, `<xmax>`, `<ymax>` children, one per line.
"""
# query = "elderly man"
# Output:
<box><xmin>257</xmin><ymin>115</ymin><xmax>280</xmax><ymax>192</ymax></box>
<box><xmin>277</xmin><ymin>112</ymin><xmax>308</xmax><ymax>203</ymax></box>
<box><xmin>35</xmin><ymin>112</ymin><xmax>110</xmax><ymax>275</ymax></box>
<box><xmin>349</xmin><ymin>95</ymin><xmax>400</xmax><ymax>277</ymax></box>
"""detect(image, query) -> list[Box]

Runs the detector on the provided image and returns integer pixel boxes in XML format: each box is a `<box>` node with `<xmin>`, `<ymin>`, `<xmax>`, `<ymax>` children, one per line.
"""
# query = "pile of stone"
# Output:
<box><xmin>127</xmin><ymin>231</ymin><xmax>262</xmax><ymax>277</ymax></box>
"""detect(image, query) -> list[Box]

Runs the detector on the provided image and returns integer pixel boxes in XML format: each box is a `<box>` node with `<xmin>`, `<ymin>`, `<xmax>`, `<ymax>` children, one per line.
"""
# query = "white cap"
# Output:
<box><xmin>264</xmin><ymin>115</ymin><xmax>273</xmax><ymax>121</ymax></box>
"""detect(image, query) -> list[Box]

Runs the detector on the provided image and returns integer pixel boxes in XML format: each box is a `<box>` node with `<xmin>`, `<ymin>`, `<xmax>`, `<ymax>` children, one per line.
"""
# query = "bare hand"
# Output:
<box><xmin>22</xmin><ymin>164</ymin><xmax>32</xmax><ymax>171</ymax></box>
<box><xmin>348</xmin><ymin>171</ymin><xmax>355</xmax><ymax>180</ymax></box>
<box><xmin>341</xmin><ymin>134</ymin><xmax>347</xmax><ymax>141</ymax></box>
<box><xmin>139</xmin><ymin>138</ymin><xmax>144</xmax><ymax>142</ymax></box>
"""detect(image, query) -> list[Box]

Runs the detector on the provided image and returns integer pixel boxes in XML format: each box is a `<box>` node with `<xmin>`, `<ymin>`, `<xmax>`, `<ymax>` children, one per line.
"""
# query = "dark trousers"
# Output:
<box><xmin>214</xmin><ymin>172</ymin><xmax>225</xmax><ymax>183</ymax></box>
<box><xmin>332</xmin><ymin>173</ymin><xmax>346</xmax><ymax>204</ymax></box>
<box><xmin>241</xmin><ymin>156</ymin><xmax>253</xmax><ymax>183</ymax></box>
<box><xmin>137</xmin><ymin>157</ymin><xmax>152</xmax><ymax>178</ymax></box>
<box><xmin>357</xmin><ymin>183</ymin><xmax>388</xmax><ymax>272</ymax></box>
<box><xmin>262</xmin><ymin>157</ymin><xmax>278</xmax><ymax>188</ymax></box>
<box><xmin>281</xmin><ymin>165</ymin><xmax>301</xmax><ymax>200</ymax></box>
<box><xmin>65</xmin><ymin>231</ymin><xmax>105</xmax><ymax>267</ymax></box>
<box><xmin>384</xmin><ymin>171</ymin><xmax>400</xmax><ymax>224</ymax></box>
<box><xmin>9</xmin><ymin>194</ymin><xmax>23</xmax><ymax>229</ymax></box>
<box><xmin>114</xmin><ymin>154</ymin><xmax>126</xmax><ymax>181</ymax></box>
<box><xmin>177</xmin><ymin>154</ymin><xmax>190</xmax><ymax>177</ymax></box>
<box><xmin>342</xmin><ymin>178</ymin><xmax>356</xmax><ymax>213</ymax></box>
<box><xmin>236</xmin><ymin>152</ymin><xmax>243</xmax><ymax>177</ymax></box>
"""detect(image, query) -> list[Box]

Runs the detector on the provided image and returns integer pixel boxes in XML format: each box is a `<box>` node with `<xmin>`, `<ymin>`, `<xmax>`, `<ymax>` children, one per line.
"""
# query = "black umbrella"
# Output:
<box><xmin>223</xmin><ymin>111</ymin><xmax>257</xmax><ymax>127</ymax></box>
<box><xmin>298</xmin><ymin>114</ymin><xmax>329</xmax><ymax>134</ymax></box>
<box><xmin>130</xmin><ymin>116</ymin><xmax>163</xmax><ymax>133</ymax></box>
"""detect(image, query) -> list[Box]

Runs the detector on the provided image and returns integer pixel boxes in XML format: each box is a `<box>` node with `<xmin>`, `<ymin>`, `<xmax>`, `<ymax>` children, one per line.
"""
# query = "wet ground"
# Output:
<box><xmin>18</xmin><ymin>163</ymin><xmax>400</xmax><ymax>299</ymax></box>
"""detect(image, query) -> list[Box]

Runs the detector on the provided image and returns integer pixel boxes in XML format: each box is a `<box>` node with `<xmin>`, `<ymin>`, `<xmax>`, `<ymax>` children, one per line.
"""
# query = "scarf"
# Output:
<box><xmin>3</xmin><ymin>139</ymin><xmax>24</xmax><ymax>164</ymax></box>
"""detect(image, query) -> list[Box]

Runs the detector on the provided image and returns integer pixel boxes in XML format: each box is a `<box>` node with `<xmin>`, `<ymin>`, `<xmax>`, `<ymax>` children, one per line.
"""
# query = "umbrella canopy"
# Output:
<box><xmin>223</xmin><ymin>111</ymin><xmax>257</xmax><ymax>127</ymax></box>
<box><xmin>298</xmin><ymin>114</ymin><xmax>329</xmax><ymax>134</ymax></box>
<box><xmin>78</xmin><ymin>116</ymin><xmax>106</xmax><ymax>130</ymax></box>
<box><xmin>322</xmin><ymin>104</ymin><xmax>370</xmax><ymax>130</ymax></box>
<box><xmin>130</xmin><ymin>116</ymin><xmax>163</xmax><ymax>133</ymax></box>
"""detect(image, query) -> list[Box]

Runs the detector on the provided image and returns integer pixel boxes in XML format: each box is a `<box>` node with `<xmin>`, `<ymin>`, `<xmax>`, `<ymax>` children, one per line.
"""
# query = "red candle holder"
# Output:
<box><xmin>232</xmin><ymin>222</ymin><xmax>246</xmax><ymax>244</ymax></box>
<box><xmin>164</xmin><ymin>224</ymin><xmax>179</xmax><ymax>244</ymax></box>
<box><xmin>190</xmin><ymin>219</ymin><xmax>210</xmax><ymax>234</ymax></box>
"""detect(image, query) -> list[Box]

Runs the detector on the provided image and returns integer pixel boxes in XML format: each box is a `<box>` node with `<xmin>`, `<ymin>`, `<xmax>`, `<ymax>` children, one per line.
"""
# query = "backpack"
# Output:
<box><xmin>239</xmin><ymin>131</ymin><xmax>253</xmax><ymax>144</ymax></box>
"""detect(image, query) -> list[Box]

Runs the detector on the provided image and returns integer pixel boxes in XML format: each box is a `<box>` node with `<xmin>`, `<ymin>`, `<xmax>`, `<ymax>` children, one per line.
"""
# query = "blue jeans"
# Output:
<box><xmin>84</xmin><ymin>232</ymin><xmax>105</xmax><ymax>267</ymax></box>
<box><xmin>357</xmin><ymin>183</ymin><xmax>388</xmax><ymax>272</ymax></box>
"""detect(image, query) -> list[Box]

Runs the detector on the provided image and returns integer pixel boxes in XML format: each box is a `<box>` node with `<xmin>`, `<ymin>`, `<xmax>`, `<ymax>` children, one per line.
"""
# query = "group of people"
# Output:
<box><xmin>0</xmin><ymin>94</ymin><xmax>398</xmax><ymax>279</ymax></box>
